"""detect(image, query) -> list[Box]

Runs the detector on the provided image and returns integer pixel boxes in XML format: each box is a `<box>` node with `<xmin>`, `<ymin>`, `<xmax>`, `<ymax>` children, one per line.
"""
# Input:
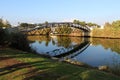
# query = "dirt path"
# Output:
<box><xmin>0</xmin><ymin>57</ymin><xmax>38</xmax><ymax>80</ymax></box>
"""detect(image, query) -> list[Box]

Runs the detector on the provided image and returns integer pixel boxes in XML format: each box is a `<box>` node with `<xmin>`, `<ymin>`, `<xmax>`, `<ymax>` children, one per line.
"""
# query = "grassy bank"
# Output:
<box><xmin>92</xmin><ymin>27</ymin><xmax>120</xmax><ymax>38</ymax></box>
<box><xmin>0</xmin><ymin>48</ymin><xmax>120</xmax><ymax>80</ymax></box>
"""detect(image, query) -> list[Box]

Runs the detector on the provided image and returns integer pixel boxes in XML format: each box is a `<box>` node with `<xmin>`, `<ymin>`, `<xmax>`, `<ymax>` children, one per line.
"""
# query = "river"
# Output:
<box><xmin>28</xmin><ymin>35</ymin><xmax>120</xmax><ymax>68</ymax></box>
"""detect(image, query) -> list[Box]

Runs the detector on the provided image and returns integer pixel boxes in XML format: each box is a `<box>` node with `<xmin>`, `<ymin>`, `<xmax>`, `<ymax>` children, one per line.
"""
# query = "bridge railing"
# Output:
<box><xmin>20</xmin><ymin>22</ymin><xmax>91</xmax><ymax>33</ymax></box>
<box><xmin>71</xmin><ymin>24</ymin><xmax>91</xmax><ymax>32</ymax></box>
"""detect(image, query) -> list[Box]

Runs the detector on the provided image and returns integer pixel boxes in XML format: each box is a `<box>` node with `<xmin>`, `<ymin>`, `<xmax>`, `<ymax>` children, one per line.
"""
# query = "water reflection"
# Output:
<box><xmin>28</xmin><ymin>36</ymin><xmax>120</xmax><ymax>68</ymax></box>
<box><xmin>54</xmin><ymin>39</ymin><xmax>90</xmax><ymax>58</ymax></box>
<box><xmin>28</xmin><ymin>36</ymin><xmax>83</xmax><ymax>54</ymax></box>
<box><xmin>72</xmin><ymin>38</ymin><xmax>120</xmax><ymax>67</ymax></box>
<box><xmin>91</xmin><ymin>38</ymin><xmax>120</xmax><ymax>54</ymax></box>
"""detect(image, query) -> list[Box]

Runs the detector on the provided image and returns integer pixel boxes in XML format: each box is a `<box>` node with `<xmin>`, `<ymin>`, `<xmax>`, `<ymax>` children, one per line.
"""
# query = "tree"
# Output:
<box><xmin>0</xmin><ymin>27</ymin><xmax>11</xmax><ymax>46</ymax></box>
<box><xmin>28</xmin><ymin>24</ymin><xmax>36</xmax><ymax>28</ymax></box>
<box><xmin>20</xmin><ymin>23</ymin><xmax>28</xmax><ymax>27</ymax></box>
<box><xmin>79</xmin><ymin>21</ymin><xmax>86</xmax><ymax>27</ymax></box>
<box><xmin>112</xmin><ymin>20</ymin><xmax>120</xmax><ymax>28</ymax></box>
<box><xmin>87</xmin><ymin>22</ymin><xmax>94</xmax><ymax>27</ymax></box>
<box><xmin>104</xmin><ymin>22</ymin><xmax>112</xmax><ymax>28</ymax></box>
<box><xmin>45</xmin><ymin>21</ymin><xmax>48</xmax><ymax>25</ymax></box>
<box><xmin>73</xmin><ymin>20</ymin><xmax>87</xmax><ymax>26</ymax></box>
<box><xmin>73</xmin><ymin>20</ymin><xmax>79</xmax><ymax>24</ymax></box>
<box><xmin>0</xmin><ymin>21</ymin><xmax>4</xmax><ymax>28</ymax></box>
<box><xmin>4</xmin><ymin>20</ymin><xmax>11</xmax><ymax>27</ymax></box>
<box><xmin>0</xmin><ymin>19</ymin><xmax>11</xmax><ymax>28</ymax></box>
<box><xmin>10</xmin><ymin>32</ymin><xmax>30</xmax><ymax>51</ymax></box>
<box><xmin>20</xmin><ymin>23</ymin><xmax>29</xmax><ymax>30</ymax></box>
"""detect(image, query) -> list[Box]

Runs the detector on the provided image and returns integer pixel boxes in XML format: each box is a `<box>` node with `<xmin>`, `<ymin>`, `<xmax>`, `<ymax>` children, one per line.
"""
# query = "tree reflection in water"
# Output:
<box><xmin>91</xmin><ymin>38</ymin><xmax>120</xmax><ymax>54</ymax></box>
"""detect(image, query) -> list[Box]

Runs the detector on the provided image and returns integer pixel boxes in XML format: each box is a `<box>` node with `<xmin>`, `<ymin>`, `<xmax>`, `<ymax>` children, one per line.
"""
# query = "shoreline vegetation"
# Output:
<box><xmin>0</xmin><ymin>48</ymin><xmax>120</xmax><ymax>80</ymax></box>
<box><xmin>1</xmin><ymin>19</ymin><xmax>120</xmax><ymax>79</ymax></box>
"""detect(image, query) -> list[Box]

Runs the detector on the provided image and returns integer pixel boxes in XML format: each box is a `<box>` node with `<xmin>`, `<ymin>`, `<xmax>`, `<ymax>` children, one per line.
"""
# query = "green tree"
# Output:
<box><xmin>73</xmin><ymin>20</ymin><xmax>86</xmax><ymax>27</ymax></box>
<box><xmin>73</xmin><ymin>20</ymin><xmax>79</xmax><ymax>24</ymax></box>
<box><xmin>0</xmin><ymin>22</ymin><xmax>4</xmax><ymax>27</ymax></box>
<box><xmin>79</xmin><ymin>21</ymin><xmax>86</xmax><ymax>27</ymax></box>
<box><xmin>19</xmin><ymin>23</ymin><xmax>29</xmax><ymax>30</ymax></box>
<box><xmin>73</xmin><ymin>19</ymin><xmax>100</xmax><ymax>28</ymax></box>
<box><xmin>10</xmin><ymin>32</ymin><xmax>30</xmax><ymax>51</ymax></box>
<box><xmin>0</xmin><ymin>28</ymin><xmax>8</xmax><ymax>45</ymax></box>
<box><xmin>28</xmin><ymin>23</ymin><xmax>36</xmax><ymax>28</ymax></box>
<box><xmin>112</xmin><ymin>20</ymin><xmax>120</xmax><ymax>28</ymax></box>
<box><xmin>0</xmin><ymin>18</ymin><xmax>3</xmax><ymax>27</ymax></box>
<box><xmin>87</xmin><ymin>22</ymin><xmax>95</xmax><ymax>27</ymax></box>
<box><xmin>20</xmin><ymin>23</ymin><xmax>29</xmax><ymax>28</ymax></box>
<box><xmin>0</xmin><ymin>18</ymin><xmax>11</xmax><ymax>28</ymax></box>
<box><xmin>45</xmin><ymin>21</ymin><xmax>48</xmax><ymax>25</ymax></box>
<box><xmin>4</xmin><ymin>20</ymin><xmax>11</xmax><ymax>28</ymax></box>
<box><xmin>104</xmin><ymin>22</ymin><xmax>112</xmax><ymax>28</ymax></box>
<box><xmin>87</xmin><ymin>23</ymin><xmax>100</xmax><ymax>28</ymax></box>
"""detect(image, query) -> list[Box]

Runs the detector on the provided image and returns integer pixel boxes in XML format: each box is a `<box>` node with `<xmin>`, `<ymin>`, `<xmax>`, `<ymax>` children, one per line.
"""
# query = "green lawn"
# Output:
<box><xmin>0</xmin><ymin>48</ymin><xmax>120</xmax><ymax>80</ymax></box>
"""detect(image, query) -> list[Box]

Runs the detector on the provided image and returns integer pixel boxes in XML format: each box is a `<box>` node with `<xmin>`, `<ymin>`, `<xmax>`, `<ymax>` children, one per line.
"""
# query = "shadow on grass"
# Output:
<box><xmin>0</xmin><ymin>49</ymin><xmax>84</xmax><ymax>80</ymax></box>
<box><xmin>0</xmin><ymin>59</ymin><xmax>55</xmax><ymax>80</ymax></box>
<box><xmin>0</xmin><ymin>48</ymin><xmax>120</xmax><ymax>80</ymax></box>
<box><xmin>0</xmin><ymin>61</ymin><xmax>52</xmax><ymax>75</ymax></box>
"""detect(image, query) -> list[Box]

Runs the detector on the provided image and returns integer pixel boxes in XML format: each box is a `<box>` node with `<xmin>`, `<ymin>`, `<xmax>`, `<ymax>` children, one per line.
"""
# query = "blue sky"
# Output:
<box><xmin>0</xmin><ymin>0</ymin><xmax>120</xmax><ymax>25</ymax></box>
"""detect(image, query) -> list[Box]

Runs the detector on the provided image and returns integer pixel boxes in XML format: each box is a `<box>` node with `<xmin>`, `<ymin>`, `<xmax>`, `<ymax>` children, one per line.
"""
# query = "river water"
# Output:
<box><xmin>28</xmin><ymin>36</ymin><xmax>120</xmax><ymax>68</ymax></box>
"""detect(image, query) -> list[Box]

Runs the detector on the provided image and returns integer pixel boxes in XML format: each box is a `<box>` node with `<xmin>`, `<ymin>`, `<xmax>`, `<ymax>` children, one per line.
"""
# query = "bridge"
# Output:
<box><xmin>21</xmin><ymin>22</ymin><xmax>92</xmax><ymax>36</ymax></box>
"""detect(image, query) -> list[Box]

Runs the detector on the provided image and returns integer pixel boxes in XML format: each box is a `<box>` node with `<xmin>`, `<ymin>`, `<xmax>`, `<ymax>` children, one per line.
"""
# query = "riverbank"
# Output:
<box><xmin>0</xmin><ymin>48</ymin><xmax>120</xmax><ymax>80</ymax></box>
<box><xmin>91</xmin><ymin>27</ymin><xmax>120</xmax><ymax>39</ymax></box>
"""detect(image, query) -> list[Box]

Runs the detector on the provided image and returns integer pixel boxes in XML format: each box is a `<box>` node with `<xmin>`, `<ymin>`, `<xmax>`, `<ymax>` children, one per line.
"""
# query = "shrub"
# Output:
<box><xmin>0</xmin><ymin>28</ymin><xmax>9</xmax><ymax>46</ymax></box>
<box><xmin>10</xmin><ymin>32</ymin><xmax>31</xmax><ymax>52</ymax></box>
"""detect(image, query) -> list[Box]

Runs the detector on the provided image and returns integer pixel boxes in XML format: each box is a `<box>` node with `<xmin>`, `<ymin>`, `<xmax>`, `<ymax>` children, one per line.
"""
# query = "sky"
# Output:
<box><xmin>0</xmin><ymin>0</ymin><xmax>120</xmax><ymax>25</ymax></box>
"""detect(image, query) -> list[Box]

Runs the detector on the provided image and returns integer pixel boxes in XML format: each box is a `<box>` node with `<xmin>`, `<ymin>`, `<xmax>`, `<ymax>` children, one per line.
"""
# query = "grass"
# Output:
<box><xmin>0</xmin><ymin>48</ymin><xmax>120</xmax><ymax>80</ymax></box>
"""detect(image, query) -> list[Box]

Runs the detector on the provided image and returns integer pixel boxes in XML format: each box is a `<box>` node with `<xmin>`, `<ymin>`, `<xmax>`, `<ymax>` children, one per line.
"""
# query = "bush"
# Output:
<box><xmin>0</xmin><ymin>28</ymin><xmax>9</xmax><ymax>46</ymax></box>
<box><xmin>10</xmin><ymin>32</ymin><xmax>31</xmax><ymax>52</ymax></box>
